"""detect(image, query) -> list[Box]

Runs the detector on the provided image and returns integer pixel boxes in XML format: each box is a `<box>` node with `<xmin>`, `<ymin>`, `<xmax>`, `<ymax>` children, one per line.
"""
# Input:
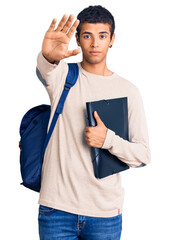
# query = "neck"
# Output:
<box><xmin>80</xmin><ymin>59</ymin><xmax>113</xmax><ymax>76</ymax></box>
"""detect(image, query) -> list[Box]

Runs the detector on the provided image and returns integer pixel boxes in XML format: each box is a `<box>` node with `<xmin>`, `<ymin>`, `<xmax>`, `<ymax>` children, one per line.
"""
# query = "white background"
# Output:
<box><xmin>0</xmin><ymin>0</ymin><xmax>169</xmax><ymax>239</ymax></box>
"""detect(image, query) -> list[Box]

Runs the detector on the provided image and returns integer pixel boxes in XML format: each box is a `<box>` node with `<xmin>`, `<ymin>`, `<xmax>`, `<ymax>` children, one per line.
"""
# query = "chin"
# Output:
<box><xmin>85</xmin><ymin>57</ymin><xmax>103</xmax><ymax>65</ymax></box>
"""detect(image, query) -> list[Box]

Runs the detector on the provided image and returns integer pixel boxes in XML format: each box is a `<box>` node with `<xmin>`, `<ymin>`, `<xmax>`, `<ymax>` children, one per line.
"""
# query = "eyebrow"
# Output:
<box><xmin>81</xmin><ymin>31</ymin><xmax>109</xmax><ymax>35</ymax></box>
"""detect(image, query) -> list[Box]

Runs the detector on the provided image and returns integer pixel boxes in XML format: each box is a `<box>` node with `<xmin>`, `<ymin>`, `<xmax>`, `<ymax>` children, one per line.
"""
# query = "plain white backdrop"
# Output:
<box><xmin>0</xmin><ymin>0</ymin><xmax>169</xmax><ymax>239</ymax></box>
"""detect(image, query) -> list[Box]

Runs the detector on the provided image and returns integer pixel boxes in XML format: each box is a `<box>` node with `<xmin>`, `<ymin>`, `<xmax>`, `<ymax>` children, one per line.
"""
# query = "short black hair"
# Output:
<box><xmin>76</xmin><ymin>5</ymin><xmax>115</xmax><ymax>40</ymax></box>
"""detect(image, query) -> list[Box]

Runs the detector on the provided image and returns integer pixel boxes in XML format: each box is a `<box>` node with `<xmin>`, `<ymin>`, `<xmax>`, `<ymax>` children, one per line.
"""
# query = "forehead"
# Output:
<box><xmin>80</xmin><ymin>22</ymin><xmax>111</xmax><ymax>34</ymax></box>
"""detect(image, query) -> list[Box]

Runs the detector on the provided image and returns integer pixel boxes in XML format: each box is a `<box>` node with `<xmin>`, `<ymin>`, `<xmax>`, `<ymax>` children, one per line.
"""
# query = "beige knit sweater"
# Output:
<box><xmin>36</xmin><ymin>51</ymin><xmax>151</xmax><ymax>217</ymax></box>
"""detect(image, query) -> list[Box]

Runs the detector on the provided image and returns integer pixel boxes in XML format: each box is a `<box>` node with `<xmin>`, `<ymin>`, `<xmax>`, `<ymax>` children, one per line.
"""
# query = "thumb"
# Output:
<box><xmin>66</xmin><ymin>48</ymin><xmax>81</xmax><ymax>57</ymax></box>
<box><xmin>94</xmin><ymin>111</ymin><xmax>102</xmax><ymax>125</ymax></box>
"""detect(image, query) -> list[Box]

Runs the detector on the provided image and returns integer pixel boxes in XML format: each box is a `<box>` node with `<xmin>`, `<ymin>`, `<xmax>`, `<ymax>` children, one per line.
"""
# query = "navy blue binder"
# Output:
<box><xmin>86</xmin><ymin>97</ymin><xmax>130</xmax><ymax>178</ymax></box>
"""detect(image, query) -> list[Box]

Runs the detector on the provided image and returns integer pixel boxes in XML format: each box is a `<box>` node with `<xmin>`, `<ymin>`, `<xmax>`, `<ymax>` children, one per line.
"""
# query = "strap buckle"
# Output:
<box><xmin>64</xmin><ymin>82</ymin><xmax>71</xmax><ymax>91</ymax></box>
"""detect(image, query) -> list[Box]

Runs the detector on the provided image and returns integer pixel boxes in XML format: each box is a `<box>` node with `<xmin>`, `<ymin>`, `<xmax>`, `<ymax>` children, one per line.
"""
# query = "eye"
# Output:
<box><xmin>100</xmin><ymin>35</ymin><xmax>106</xmax><ymax>39</ymax></box>
<box><xmin>83</xmin><ymin>35</ymin><xmax>90</xmax><ymax>39</ymax></box>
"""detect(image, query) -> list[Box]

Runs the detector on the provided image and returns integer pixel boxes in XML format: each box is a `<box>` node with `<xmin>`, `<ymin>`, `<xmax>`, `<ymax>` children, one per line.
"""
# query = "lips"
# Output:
<box><xmin>89</xmin><ymin>51</ymin><xmax>101</xmax><ymax>55</ymax></box>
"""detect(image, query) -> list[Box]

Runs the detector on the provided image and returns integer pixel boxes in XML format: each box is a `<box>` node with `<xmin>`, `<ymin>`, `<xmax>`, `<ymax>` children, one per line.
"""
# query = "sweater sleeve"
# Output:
<box><xmin>101</xmin><ymin>88</ymin><xmax>151</xmax><ymax>167</ymax></box>
<box><xmin>36</xmin><ymin>50</ymin><xmax>68</xmax><ymax>104</ymax></box>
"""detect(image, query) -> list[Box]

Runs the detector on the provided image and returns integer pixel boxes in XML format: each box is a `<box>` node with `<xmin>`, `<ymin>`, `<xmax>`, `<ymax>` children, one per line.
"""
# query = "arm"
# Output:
<box><xmin>101</xmin><ymin>88</ymin><xmax>151</xmax><ymax>168</ymax></box>
<box><xmin>42</xmin><ymin>53</ymin><xmax>60</xmax><ymax>65</ymax></box>
<box><xmin>36</xmin><ymin>14</ymin><xmax>81</xmax><ymax>103</ymax></box>
<box><xmin>36</xmin><ymin>50</ymin><xmax>69</xmax><ymax>104</ymax></box>
<box><xmin>36</xmin><ymin>50</ymin><xmax>63</xmax><ymax>87</ymax></box>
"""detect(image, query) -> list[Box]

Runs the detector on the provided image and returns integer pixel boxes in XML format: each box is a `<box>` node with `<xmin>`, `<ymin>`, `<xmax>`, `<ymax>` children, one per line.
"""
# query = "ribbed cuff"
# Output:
<box><xmin>38</xmin><ymin>51</ymin><xmax>59</xmax><ymax>72</ymax></box>
<box><xmin>101</xmin><ymin>128</ymin><xmax>116</xmax><ymax>149</ymax></box>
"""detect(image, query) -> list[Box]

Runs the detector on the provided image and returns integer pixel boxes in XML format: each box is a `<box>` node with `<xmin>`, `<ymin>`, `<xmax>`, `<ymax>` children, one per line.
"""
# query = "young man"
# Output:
<box><xmin>36</xmin><ymin>5</ymin><xmax>151</xmax><ymax>240</ymax></box>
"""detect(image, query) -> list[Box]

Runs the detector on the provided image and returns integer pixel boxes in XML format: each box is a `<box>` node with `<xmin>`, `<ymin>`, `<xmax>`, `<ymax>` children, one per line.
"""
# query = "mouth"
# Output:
<box><xmin>89</xmin><ymin>51</ymin><xmax>101</xmax><ymax>55</ymax></box>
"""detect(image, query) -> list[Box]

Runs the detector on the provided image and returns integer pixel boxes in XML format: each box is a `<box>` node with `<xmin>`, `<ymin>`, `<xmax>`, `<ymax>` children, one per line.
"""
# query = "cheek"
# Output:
<box><xmin>100</xmin><ymin>41</ymin><xmax>110</xmax><ymax>49</ymax></box>
<box><xmin>80</xmin><ymin>45</ymin><xmax>90</xmax><ymax>54</ymax></box>
<box><xmin>80</xmin><ymin>40</ymin><xmax>90</xmax><ymax>48</ymax></box>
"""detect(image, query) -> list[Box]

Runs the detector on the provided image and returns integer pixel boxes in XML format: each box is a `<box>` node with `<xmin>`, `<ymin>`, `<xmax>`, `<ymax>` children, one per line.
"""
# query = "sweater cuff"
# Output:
<box><xmin>101</xmin><ymin>128</ymin><xmax>116</xmax><ymax>149</ymax></box>
<box><xmin>37</xmin><ymin>51</ymin><xmax>59</xmax><ymax>72</ymax></box>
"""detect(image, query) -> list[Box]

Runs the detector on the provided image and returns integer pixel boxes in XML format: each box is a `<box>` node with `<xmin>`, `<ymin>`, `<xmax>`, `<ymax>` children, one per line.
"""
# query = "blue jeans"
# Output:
<box><xmin>38</xmin><ymin>205</ymin><xmax>122</xmax><ymax>240</ymax></box>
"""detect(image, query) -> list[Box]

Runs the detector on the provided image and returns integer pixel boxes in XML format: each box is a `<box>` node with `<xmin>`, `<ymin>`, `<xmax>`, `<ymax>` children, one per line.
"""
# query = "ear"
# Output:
<box><xmin>75</xmin><ymin>33</ymin><xmax>81</xmax><ymax>46</ymax></box>
<box><xmin>110</xmin><ymin>33</ymin><xmax>115</xmax><ymax>46</ymax></box>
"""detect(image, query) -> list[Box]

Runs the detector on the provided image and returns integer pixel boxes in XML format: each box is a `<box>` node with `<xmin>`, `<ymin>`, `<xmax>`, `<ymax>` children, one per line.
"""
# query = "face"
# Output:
<box><xmin>76</xmin><ymin>22</ymin><xmax>115</xmax><ymax>65</ymax></box>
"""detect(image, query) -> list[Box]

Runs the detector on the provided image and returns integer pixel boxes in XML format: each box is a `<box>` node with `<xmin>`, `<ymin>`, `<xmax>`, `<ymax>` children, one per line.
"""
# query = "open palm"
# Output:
<box><xmin>42</xmin><ymin>14</ymin><xmax>81</xmax><ymax>63</ymax></box>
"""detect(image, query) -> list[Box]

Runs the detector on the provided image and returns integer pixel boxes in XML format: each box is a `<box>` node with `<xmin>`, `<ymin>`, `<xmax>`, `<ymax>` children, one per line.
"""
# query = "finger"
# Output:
<box><xmin>47</xmin><ymin>18</ymin><xmax>57</xmax><ymax>32</ymax></box>
<box><xmin>60</xmin><ymin>14</ymin><xmax>75</xmax><ymax>33</ymax></box>
<box><xmin>94</xmin><ymin>111</ymin><xmax>102</xmax><ymax>125</ymax></box>
<box><xmin>67</xmin><ymin>19</ymin><xmax>80</xmax><ymax>39</ymax></box>
<box><xmin>85</xmin><ymin>127</ymin><xmax>89</xmax><ymax>132</ymax></box>
<box><xmin>85</xmin><ymin>126</ymin><xmax>92</xmax><ymax>133</ymax></box>
<box><xmin>55</xmin><ymin>14</ymin><xmax>69</xmax><ymax>32</ymax></box>
<box><xmin>65</xmin><ymin>48</ymin><xmax>81</xmax><ymax>58</ymax></box>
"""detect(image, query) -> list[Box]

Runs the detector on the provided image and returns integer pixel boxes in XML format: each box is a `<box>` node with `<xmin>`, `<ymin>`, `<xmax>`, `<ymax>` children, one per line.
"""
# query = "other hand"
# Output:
<box><xmin>85</xmin><ymin>111</ymin><xmax>108</xmax><ymax>148</ymax></box>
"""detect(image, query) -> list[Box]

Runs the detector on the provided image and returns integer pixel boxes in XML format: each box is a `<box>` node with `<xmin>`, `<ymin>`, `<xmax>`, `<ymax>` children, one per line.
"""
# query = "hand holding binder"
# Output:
<box><xmin>85</xmin><ymin>110</ymin><xmax>108</xmax><ymax>148</ymax></box>
<box><xmin>86</xmin><ymin>97</ymin><xmax>130</xmax><ymax>178</ymax></box>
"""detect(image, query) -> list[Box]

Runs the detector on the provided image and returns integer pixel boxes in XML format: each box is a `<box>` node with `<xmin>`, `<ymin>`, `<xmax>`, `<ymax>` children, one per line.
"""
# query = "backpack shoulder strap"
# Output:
<box><xmin>65</xmin><ymin>63</ymin><xmax>79</xmax><ymax>88</ymax></box>
<box><xmin>56</xmin><ymin>63</ymin><xmax>79</xmax><ymax>114</ymax></box>
<box><xmin>41</xmin><ymin>63</ymin><xmax>79</xmax><ymax>159</ymax></box>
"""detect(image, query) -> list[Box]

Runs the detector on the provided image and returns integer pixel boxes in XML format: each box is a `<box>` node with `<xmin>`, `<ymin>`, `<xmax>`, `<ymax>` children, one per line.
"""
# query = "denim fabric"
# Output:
<box><xmin>38</xmin><ymin>205</ymin><xmax>122</xmax><ymax>240</ymax></box>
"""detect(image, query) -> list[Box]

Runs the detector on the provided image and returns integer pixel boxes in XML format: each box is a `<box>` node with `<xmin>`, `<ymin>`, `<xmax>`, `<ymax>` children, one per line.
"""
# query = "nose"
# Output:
<box><xmin>90</xmin><ymin>37</ymin><xmax>99</xmax><ymax>48</ymax></box>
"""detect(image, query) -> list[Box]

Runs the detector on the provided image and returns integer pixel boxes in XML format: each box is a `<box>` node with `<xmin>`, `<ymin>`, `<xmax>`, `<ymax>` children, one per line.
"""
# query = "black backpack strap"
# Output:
<box><xmin>41</xmin><ymin>63</ymin><xmax>79</xmax><ymax>159</ymax></box>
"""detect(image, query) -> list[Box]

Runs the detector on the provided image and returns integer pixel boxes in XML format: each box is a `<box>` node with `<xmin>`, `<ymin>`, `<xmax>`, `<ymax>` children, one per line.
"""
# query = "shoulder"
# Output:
<box><xmin>115</xmin><ymin>73</ymin><xmax>139</xmax><ymax>91</ymax></box>
<box><xmin>114</xmin><ymin>73</ymin><xmax>143</xmax><ymax>112</ymax></box>
<box><xmin>114</xmin><ymin>72</ymin><xmax>140</xmax><ymax>99</ymax></box>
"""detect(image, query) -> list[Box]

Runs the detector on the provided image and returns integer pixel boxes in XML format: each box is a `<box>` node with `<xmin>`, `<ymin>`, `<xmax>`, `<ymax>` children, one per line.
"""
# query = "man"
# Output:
<box><xmin>36</xmin><ymin>5</ymin><xmax>151</xmax><ymax>240</ymax></box>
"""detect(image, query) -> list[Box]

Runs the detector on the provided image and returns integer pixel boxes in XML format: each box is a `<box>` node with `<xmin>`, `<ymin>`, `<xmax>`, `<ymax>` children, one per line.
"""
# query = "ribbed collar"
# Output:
<box><xmin>77</xmin><ymin>62</ymin><xmax>117</xmax><ymax>80</ymax></box>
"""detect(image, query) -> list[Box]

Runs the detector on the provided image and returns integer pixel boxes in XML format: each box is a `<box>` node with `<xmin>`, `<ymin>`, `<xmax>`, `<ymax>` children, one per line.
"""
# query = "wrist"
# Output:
<box><xmin>42</xmin><ymin>53</ymin><xmax>58</xmax><ymax>64</ymax></box>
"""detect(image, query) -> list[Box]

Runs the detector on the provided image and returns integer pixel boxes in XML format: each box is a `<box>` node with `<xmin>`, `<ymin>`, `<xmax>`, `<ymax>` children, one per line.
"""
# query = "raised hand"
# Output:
<box><xmin>42</xmin><ymin>14</ymin><xmax>81</xmax><ymax>63</ymax></box>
